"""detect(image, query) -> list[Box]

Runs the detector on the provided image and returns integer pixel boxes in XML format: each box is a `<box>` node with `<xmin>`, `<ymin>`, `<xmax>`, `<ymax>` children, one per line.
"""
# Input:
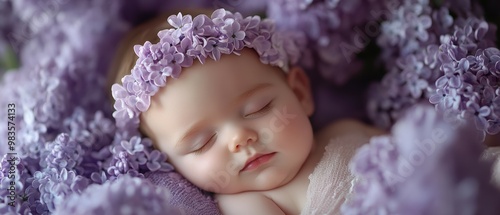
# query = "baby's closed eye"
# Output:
<box><xmin>243</xmin><ymin>98</ymin><xmax>274</xmax><ymax>118</ymax></box>
<box><xmin>192</xmin><ymin>133</ymin><xmax>217</xmax><ymax>154</ymax></box>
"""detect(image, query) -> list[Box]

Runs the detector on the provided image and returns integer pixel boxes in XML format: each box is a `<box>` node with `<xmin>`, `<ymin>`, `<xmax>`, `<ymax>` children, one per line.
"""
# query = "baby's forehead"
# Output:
<box><xmin>164</xmin><ymin>50</ymin><xmax>285</xmax><ymax>89</ymax></box>
<box><xmin>157</xmin><ymin>67</ymin><xmax>281</xmax><ymax>109</ymax></box>
<box><xmin>148</xmin><ymin>61</ymin><xmax>284</xmax><ymax>119</ymax></box>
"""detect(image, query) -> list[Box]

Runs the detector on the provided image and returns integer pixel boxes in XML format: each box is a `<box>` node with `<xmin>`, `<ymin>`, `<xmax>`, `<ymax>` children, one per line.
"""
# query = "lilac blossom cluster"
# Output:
<box><xmin>53</xmin><ymin>175</ymin><xmax>182</xmax><ymax>215</ymax></box>
<box><xmin>0</xmin><ymin>110</ymin><xmax>173</xmax><ymax>214</ymax></box>
<box><xmin>342</xmin><ymin>105</ymin><xmax>500</xmax><ymax>215</ymax></box>
<box><xmin>266</xmin><ymin>0</ymin><xmax>389</xmax><ymax>85</ymax></box>
<box><xmin>0</xmin><ymin>154</ymin><xmax>31</xmax><ymax>215</ymax></box>
<box><xmin>376</xmin><ymin>0</ymin><xmax>448</xmax><ymax>68</ymax></box>
<box><xmin>429</xmin><ymin>19</ymin><xmax>499</xmax><ymax>134</ymax></box>
<box><xmin>367</xmin><ymin>0</ymin><xmax>453</xmax><ymax>129</ymax></box>
<box><xmin>367</xmin><ymin>0</ymin><xmax>500</xmax><ymax>132</ymax></box>
<box><xmin>367</xmin><ymin>44</ymin><xmax>442</xmax><ymax>128</ymax></box>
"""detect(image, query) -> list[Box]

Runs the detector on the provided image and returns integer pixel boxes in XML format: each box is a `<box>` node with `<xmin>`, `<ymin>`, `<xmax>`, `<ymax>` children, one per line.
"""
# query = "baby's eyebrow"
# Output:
<box><xmin>230</xmin><ymin>83</ymin><xmax>272</xmax><ymax>108</ymax></box>
<box><xmin>175</xmin><ymin>83</ymin><xmax>272</xmax><ymax>148</ymax></box>
<box><xmin>176</xmin><ymin>120</ymin><xmax>207</xmax><ymax>149</ymax></box>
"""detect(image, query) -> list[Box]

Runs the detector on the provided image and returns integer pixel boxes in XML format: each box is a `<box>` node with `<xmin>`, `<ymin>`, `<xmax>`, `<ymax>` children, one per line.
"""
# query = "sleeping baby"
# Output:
<box><xmin>108</xmin><ymin>8</ymin><xmax>383</xmax><ymax>214</ymax></box>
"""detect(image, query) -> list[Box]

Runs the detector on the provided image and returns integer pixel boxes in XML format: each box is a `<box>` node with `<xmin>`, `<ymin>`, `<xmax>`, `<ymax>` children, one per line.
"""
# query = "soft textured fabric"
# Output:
<box><xmin>301</xmin><ymin>136</ymin><xmax>365</xmax><ymax>215</ymax></box>
<box><xmin>145</xmin><ymin>171</ymin><xmax>222</xmax><ymax>215</ymax></box>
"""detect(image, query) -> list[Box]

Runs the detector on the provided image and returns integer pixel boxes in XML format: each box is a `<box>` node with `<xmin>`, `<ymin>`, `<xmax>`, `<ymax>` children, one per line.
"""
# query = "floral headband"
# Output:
<box><xmin>111</xmin><ymin>8</ymin><xmax>302</xmax><ymax>129</ymax></box>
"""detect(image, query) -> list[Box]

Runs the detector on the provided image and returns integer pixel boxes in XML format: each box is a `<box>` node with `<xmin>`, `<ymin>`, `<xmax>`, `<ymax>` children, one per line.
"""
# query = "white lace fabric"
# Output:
<box><xmin>301</xmin><ymin>137</ymin><xmax>364</xmax><ymax>215</ymax></box>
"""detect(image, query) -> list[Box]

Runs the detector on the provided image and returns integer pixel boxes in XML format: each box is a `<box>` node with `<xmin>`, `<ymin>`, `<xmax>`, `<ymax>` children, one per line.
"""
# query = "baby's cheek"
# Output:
<box><xmin>279</xmin><ymin>105</ymin><xmax>314</xmax><ymax>152</ymax></box>
<box><xmin>280</xmin><ymin>104</ymin><xmax>311</xmax><ymax>134</ymax></box>
<box><xmin>195</xmin><ymin>156</ymin><xmax>236</xmax><ymax>193</ymax></box>
<box><xmin>260</xmin><ymin>104</ymin><xmax>302</xmax><ymax>138</ymax></box>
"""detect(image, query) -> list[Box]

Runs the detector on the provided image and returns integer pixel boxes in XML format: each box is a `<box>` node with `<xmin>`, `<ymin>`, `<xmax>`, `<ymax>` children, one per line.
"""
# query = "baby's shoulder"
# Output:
<box><xmin>317</xmin><ymin>119</ymin><xmax>385</xmax><ymax>140</ymax></box>
<box><xmin>216</xmin><ymin>192</ymin><xmax>285</xmax><ymax>215</ymax></box>
<box><xmin>315</xmin><ymin>119</ymin><xmax>385</xmax><ymax>150</ymax></box>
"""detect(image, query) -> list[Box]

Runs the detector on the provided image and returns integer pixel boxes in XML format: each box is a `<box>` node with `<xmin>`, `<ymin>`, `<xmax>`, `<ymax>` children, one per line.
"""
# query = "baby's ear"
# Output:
<box><xmin>286</xmin><ymin>66</ymin><xmax>315</xmax><ymax>116</ymax></box>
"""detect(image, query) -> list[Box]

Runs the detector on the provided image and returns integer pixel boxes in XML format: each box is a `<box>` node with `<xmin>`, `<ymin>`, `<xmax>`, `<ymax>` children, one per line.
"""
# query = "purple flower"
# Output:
<box><xmin>168</xmin><ymin>12</ymin><xmax>193</xmax><ymax>33</ymax></box>
<box><xmin>457</xmin><ymin>82</ymin><xmax>479</xmax><ymax>99</ymax></box>
<box><xmin>401</xmin><ymin>70</ymin><xmax>429</xmax><ymax>99</ymax></box>
<box><xmin>343</xmin><ymin>104</ymin><xmax>500</xmax><ymax>215</ymax></box>
<box><xmin>440</xmin><ymin>17</ymin><xmax>496</xmax><ymax>58</ymax></box>
<box><xmin>350</xmin><ymin>135</ymin><xmax>398</xmax><ymax>182</ymax></box>
<box><xmin>203</xmin><ymin>37</ymin><xmax>230</xmax><ymax>61</ymax></box>
<box><xmin>107</xmin><ymin>151</ymin><xmax>133</xmax><ymax>178</ymax></box>
<box><xmin>175</xmin><ymin>37</ymin><xmax>194</xmax><ymax>67</ymax></box>
<box><xmin>132</xmin><ymin>65</ymin><xmax>162</xmax><ymax>94</ymax></box>
<box><xmin>368</xmin><ymin>45</ymin><xmax>441</xmax><ymax>129</ymax></box>
<box><xmin>145</xmin><ymin>150</ymin><xmax>173</xmax><ymax>172</ymax></box>
<box><xmin>137</xmin><ymin>41</ymin><xmax>164</xmax><ymax>63</ymax></box>
<box><xmin>463</xmin><ymin>101</ymin><xmax>491</xmax><ymax>130</ymax></box>
<box><xmin>429</xmin><ymin>88</ymin><xmax>461</xmax><ymax>110</ymax></box>
<box><xmin>0</xmin><ymin>155</ymin><xmax>33</xmax><ymax>215</ymax></box>
<box><xmin>43</xmin><ymin>133</ymin><xmax>83</xmax><ymax>171</ymax></box>
<box><xmin>53</xmin><ymin>175</ymin><xmax>182</xmax><ymax>215</ymax></box>
<box><xmin>377</xmin><ymin>0</ymin><xmax>438</xmax><ymax>67</ymax></box>
<box><xmin>437</xmin><ymin>58</ymin><xmax>470</xmax><ymax>89</ymax></box>
<box><xmin>120</xmin><ymin>136</ymin><xmax>146</xmax><ymax>155</ymax></box>
<box><xmin>431</xmin><ymin>43</ymin><xmax>500</xmax><ymax>134</ymax></box>
<box><xmin>90</xmin><ymin>171</ymin><xmax>108</xmax><ymax>185</ymax></box>
<box><xmin>222</xmin><ymin>18</ymin><xmax>246</xmax><ymax>50</ymax></box>
<box><xmin>31</xmin><ymin>168</ymin><xmax>89</xmax><ymax>213</ymax></box>
<box><xmin>191</xmin><ymin>14</ymin><xmax>214</xmax><ymax>36</ymax></box>
<box><xmin>87</xmin><ymin>111</ymin><xmax>116</xmax><ymax>149</ymax></box>
<box><xmin>267</xmin><ymin>0</ymin><xmax>386</xmax><ymax>85</ymax></box>
<box><xmin>163</xmin><ymin>51</ymin><xmax>185</xmax><ymax>78</ymax></box>
<box><xmin>370</xmin><ymin>7</ymin><xmax>500</xmax><ymax>134</ymax></box>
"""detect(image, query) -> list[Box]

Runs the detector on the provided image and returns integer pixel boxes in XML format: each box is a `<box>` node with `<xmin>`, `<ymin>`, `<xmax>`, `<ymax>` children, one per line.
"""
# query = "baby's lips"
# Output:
<box><xmin>240</xmin><ymin>152</ymin><xmax>276</xmax><ymax>172</ymax></box>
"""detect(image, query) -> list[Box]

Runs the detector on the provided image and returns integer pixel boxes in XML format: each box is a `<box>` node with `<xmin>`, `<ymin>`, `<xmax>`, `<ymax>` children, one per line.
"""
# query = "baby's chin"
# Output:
<box><xmin>205</xmin><ymin>166</ymin><xmax>298</xmax><ymax>194</ymax></box>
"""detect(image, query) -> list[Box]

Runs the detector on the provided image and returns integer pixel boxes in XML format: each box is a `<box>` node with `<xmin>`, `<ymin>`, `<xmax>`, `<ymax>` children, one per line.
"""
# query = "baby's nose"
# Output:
<box><xmin>228</xmin><ymin>127</ymin><xmax>258</xmax><ymax>153</ymax></box>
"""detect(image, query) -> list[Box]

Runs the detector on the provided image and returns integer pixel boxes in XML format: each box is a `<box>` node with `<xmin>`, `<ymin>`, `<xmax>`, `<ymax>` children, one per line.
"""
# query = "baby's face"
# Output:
<box><xmin>141</xmin><ymin>49</ymin><xmax>314</xmax><ymax>194</ymax></box>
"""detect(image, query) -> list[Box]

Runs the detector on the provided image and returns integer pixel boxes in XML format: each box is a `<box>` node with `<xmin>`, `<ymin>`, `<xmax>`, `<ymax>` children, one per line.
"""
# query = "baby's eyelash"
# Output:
<box><xmin>258</xmin><ymin>100</ymin><xmax>273</xmax><ymax>113</ymax></box>
<box><xmin>193</xmin><ymin>133</ymin><xmax>216</xmax><ymax>155</ymax></box>
<box><xmin>246</xmin><ymin>100</ymin><xmax>274</xmax><ymax>117</ymax></box>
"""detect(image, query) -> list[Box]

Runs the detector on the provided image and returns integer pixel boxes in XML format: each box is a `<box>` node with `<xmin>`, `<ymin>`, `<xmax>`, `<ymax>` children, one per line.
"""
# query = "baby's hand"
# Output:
<box><xmin>217</xmin><ymin>192</ymin><xmax>285</xmax><ymax>215</ymax></box>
